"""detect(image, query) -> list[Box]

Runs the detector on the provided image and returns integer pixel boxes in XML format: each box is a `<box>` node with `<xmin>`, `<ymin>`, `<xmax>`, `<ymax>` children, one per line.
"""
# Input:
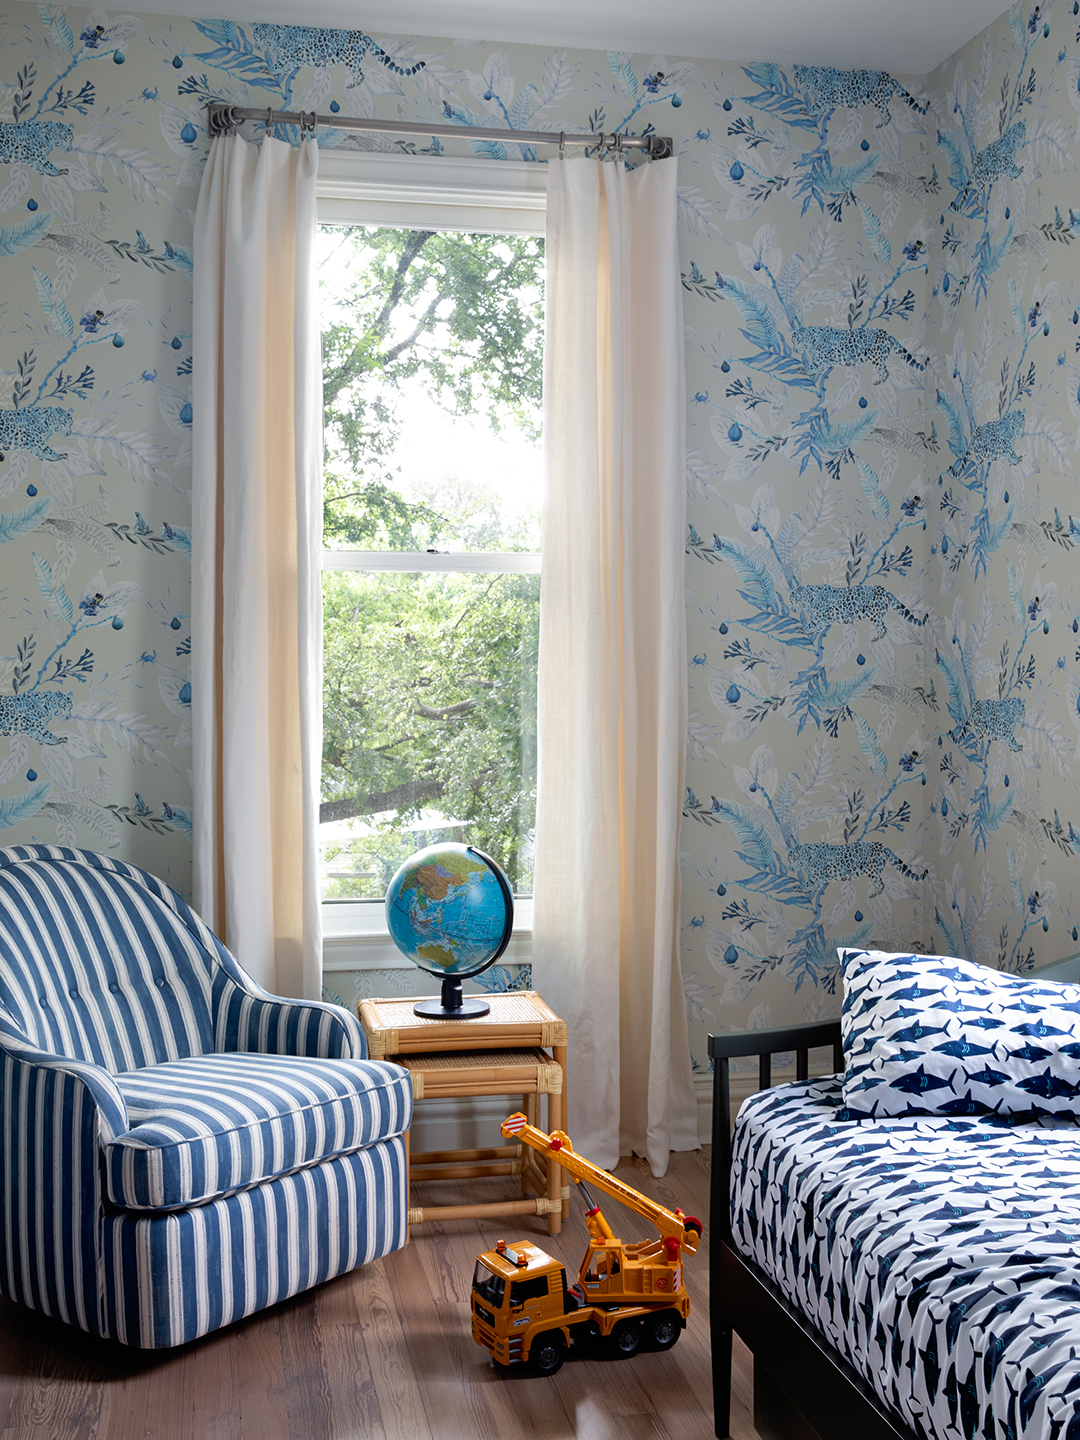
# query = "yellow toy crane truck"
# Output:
<box><xmin>470</xmin><ymin>1113</ymin><xmax>702</xmax><ymax>1376</ymax></box>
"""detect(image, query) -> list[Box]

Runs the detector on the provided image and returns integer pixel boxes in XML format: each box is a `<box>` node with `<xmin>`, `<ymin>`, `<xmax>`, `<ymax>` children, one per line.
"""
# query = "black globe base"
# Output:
<box><xmin>414</xmin><ymin>976</ymin><xmax>490</xmax><ymax>1019</ymax></box>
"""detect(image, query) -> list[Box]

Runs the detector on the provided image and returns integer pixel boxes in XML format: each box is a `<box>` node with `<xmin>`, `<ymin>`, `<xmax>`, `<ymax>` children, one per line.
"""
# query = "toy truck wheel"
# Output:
<box><xmin>529</xmin><ymin>1334</ymin><xmax>565</xmax><ymax>1376</ymax></box>
<box><xmin>644</xmin><ymin>1310</ymin><xmax>681</xmax><ymax>1351</ymax></box>
<box><xmin>610</xmin><ymin>1320</ymin><xmax>642</xmax><ymax>1358</ymax></box>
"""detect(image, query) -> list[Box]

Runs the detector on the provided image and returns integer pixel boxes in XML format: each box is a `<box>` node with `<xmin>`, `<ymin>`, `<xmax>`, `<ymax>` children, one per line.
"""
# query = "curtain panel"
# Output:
<box><xmin>191</xmin><ymin>134</ymin><xmax>323</xmax><ymax>999</ymax></box>
<box><xmin>533</xmin><ymin>156</ymin><xmax>698</xmax><ymax>1176</ymax></box>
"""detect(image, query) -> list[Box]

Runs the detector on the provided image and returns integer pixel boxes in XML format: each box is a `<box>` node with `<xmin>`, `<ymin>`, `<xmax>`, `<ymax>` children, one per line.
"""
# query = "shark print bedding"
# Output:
<box><xmin>731</xmin><ymin>1077</ymin><xmax>1080</xmax><ymax>1440</ymax></box>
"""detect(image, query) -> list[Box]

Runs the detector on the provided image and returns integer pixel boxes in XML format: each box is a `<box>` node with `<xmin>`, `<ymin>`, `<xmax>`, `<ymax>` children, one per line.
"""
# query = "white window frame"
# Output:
<box><xmin>317</xmin><ymin>149</ymin><xmax>547</xmax><ymax>974</ymax></box>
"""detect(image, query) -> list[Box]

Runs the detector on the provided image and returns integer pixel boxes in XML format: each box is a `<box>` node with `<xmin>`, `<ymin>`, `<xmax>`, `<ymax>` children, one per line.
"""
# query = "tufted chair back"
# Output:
<box><xmin>0</xmin><ymin>847</ymin><xmax>217</xmax><ymax>1073</ymax></box>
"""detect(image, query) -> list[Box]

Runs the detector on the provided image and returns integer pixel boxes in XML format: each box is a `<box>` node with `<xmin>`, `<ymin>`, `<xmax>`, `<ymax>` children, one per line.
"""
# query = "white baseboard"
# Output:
<box><xmin>408</xmin><ymin>1093</ymin><xmax>523</xmax><ymax>1154</ymax></box>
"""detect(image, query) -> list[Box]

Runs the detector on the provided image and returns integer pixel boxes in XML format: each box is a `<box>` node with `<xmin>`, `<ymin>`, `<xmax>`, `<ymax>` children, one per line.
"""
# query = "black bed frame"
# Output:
<box><xmin>707</xmin><ymin>952</ymin><xmax>1080</xmax><ymax>1440</ymax></box>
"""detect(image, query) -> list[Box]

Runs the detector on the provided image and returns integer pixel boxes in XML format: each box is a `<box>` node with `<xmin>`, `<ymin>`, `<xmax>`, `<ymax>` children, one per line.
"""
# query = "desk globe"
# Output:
<box><xmin>384</xmin><ymin>843</ymin><xmax>514</xmax><ymax>1019</ymax></box>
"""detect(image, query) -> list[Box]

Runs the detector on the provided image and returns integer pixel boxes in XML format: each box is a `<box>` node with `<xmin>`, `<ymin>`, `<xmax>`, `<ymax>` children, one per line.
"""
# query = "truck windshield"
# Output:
<box><xmin>472</xmin><ymin>1261</ymin><xmax>505</xmax><ymax>1309</ymax></box>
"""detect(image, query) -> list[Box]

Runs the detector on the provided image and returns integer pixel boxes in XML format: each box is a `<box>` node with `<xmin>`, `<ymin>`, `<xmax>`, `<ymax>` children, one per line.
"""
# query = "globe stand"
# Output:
<box><xmin>414</xmin><ymin>977</ymin><xmax>490</xmax><ymax>1020</ymax></box>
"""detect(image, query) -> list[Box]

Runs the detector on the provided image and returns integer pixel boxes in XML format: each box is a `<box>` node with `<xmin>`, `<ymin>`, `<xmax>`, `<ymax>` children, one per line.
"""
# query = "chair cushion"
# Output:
<box><xmin>106</xmin><ymin>1052</ymin><xmax>412</xmax><ymax>1210</ymax></box>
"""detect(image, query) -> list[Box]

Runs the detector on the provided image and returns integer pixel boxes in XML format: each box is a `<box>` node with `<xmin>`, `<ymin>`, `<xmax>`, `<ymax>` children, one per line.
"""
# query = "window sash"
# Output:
<box><xmin>322</xmin><ymin>551</ymin><xmax>540</xmax><ymax>573</ymax></box>
<box><xmin>317</xmin><ymin>153</ymin><xmax>544</xmax><ymax>959</ymax></box>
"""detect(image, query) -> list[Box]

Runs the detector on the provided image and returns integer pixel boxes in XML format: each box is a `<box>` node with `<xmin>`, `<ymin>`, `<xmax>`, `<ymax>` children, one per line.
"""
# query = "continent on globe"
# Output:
<box><xmin>418</xmin><ymin>942</ymin><xmax>457</xmax><ymax>969</ymax></box>
<box><xmin>411</xmin><ymin>854</ymin><xmax>487</xmax><ymax>905</ymax></box>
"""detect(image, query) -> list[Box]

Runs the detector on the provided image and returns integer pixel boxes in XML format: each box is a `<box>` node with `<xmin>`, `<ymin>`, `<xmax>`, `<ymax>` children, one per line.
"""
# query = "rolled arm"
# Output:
<box><xmin>0</xmin><ymin>1032</ymin><xmax>128</xmax><ymax>1331</ymax></box>
<box><xmin>211</xmin><ymin>953</ymin><xmax>366</xmax><ymax>1058</ymax></box>
<box><xmin>0</xmin><ymin>1029</ymin><xmax>128</xmax><ymax>1141</ymax></box>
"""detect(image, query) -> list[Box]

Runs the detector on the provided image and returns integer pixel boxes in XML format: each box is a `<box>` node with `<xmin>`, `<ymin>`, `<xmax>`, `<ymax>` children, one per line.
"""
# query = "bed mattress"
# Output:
<box><xmin>730</xmin><ymin>1076</ymin><xmax>1080</xmax><ymax>1440</ymax></box>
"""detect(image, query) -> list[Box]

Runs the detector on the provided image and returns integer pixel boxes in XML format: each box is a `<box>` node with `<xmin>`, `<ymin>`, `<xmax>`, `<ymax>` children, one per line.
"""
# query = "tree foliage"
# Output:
<box><xmin>320</xmin><ymin>225</ymin><xmax>544</xmax><ymax>550</ymax></box>
<box><xmin>318</xmin><ymin>225</ymin><xmax>544</xmax><ymax>893</ymax></box>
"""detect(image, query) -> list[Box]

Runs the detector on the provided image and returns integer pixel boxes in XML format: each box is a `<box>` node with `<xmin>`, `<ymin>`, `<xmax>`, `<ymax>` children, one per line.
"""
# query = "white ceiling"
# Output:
<box><xmin>131</xmin><ymin>0</ymin><xmax>1012</xmax><ymax>75</ymax></box>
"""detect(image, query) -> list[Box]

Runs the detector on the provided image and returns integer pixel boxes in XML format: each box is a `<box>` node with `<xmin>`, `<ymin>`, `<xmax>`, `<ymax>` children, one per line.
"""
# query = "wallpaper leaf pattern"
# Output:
<box><xmin>0</xmin><ymin>2</ymin><xmax>1078</xmax><ymax>1061</ymax></box>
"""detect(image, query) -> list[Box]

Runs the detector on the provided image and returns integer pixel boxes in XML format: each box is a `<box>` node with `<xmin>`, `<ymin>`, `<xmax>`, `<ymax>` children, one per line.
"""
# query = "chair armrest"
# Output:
<box><xmin>0</xmin><ymin>1029</ymin><xmax>128</xmax><ymax>1142</ymax></box>
<box><xmin>211</xmin><ymin>952</ymin><xmax>366</xmax><ymax>1058</ymax></box>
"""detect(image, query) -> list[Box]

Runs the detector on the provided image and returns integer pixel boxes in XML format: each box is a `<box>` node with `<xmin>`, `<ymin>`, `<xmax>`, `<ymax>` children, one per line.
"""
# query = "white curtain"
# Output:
<box><xmin>191</xmin><ymin>134</ymin><xmax>323</xmax><ymax>999</ymax></box>
<box><xmin>532</xmin><ymin>156</ymin><xmax>698</xmax><ymax>1177</ymax></box>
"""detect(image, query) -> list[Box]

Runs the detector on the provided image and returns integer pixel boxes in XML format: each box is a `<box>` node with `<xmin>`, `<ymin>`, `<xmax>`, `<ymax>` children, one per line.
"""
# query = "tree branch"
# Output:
<box><xmin>415</xmin><ymin>699</ymin><xmax>477</xmax><ymax>721</ymax></box>
<box><xmin>379</xmin><ymin>289</ymin><xmax>446</xmax><ymax>368</ymax></box>
<box><xmin>322</xmin><ymin>230</ymin><xmax>434</xmax><ymax>407</ymax></box>
<box><xmin>320</xmin><ymin>778</ymin><xmax>444</xmax><ymax>826</ymax></box>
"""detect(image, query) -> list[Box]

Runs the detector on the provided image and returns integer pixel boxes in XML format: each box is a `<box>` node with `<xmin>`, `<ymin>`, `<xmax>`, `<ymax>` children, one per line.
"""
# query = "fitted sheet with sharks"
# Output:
<box><xmin>731</xmin><ymin>1076</ymin><xmax>1080</xmax><ymax>1440</ymax></box>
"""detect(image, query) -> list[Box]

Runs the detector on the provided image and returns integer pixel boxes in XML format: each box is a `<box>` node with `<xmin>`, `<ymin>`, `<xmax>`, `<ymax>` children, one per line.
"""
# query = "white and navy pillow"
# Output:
<box><xmin>838</xmin><ymin>947</ymin><xmax>1080</xmax><ymax>1120</ymax></box>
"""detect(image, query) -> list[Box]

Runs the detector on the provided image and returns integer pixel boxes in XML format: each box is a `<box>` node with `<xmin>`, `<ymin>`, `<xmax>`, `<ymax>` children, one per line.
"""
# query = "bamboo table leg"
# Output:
<box><xmin>554</xmin><ymin>1041</ymin><xmax>569</xmax><ymax>1222</ymax></box>
<box><xmin>523</xmin><ymin>1091</ymin><xmax>537</xmax><ymax>1200</ymax></box>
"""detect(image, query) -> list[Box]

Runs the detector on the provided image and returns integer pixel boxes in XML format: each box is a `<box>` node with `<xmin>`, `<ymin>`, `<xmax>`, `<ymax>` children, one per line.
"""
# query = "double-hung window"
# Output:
<box><xmin>315</xmin><ymin>151</ymin><xmax>546</xmax><ymax>977</ymax></box>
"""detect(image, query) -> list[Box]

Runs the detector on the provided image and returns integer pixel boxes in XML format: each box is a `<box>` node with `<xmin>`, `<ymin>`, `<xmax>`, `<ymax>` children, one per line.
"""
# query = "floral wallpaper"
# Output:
<box><xmin>1</xmin><ymin>0</ymin><xmax>1076</xmax><ymax>1073</ymax></box>
<box><xmin>920</xmin><ymin>6</ymin><xmax>1080</xmax><ymax>985</ymax></box>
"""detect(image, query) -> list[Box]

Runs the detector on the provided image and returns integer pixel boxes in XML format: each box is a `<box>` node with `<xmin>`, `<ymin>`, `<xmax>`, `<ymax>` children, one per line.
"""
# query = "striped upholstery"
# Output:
<box><xmin>108</xmin><ymin>1053</ymin><xmax>412</xmax><ymax>1209</ymax></box>
<box><xmin>101</xmin><ymin>1138</ymin><xmax>408</xmax><ymax>1348</ymax></box>
<box><xmin>0</xmin><ymin>845</ymin><xmax>411</xmax><ymax>1347</ymax></box>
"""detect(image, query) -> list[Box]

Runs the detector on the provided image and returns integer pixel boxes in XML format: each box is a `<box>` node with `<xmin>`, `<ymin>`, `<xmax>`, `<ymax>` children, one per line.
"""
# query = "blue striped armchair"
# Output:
<box><xmin>0</xmin><ymin>845</ymin><xmax>411</xmax><ymax>1347</ymax></box>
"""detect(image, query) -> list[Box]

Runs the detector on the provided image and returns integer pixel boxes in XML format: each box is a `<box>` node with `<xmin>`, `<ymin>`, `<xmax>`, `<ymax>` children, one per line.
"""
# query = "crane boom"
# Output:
<box><xmin>501</xmin><ymin>1113</ymin><xmax>701</xmax><ymax>1252</ymax></box>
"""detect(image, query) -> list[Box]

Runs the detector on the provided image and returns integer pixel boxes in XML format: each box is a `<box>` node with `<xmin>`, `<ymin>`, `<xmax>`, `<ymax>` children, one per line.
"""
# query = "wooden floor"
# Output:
<box><xmin>0</xmin><ymin>1146</ymin><xmax>759</xmax><ymax>1440</ymax></box>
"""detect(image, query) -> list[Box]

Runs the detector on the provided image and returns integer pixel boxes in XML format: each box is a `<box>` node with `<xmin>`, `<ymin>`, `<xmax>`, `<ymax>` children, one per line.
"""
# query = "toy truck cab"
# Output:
<box><xmin>471</xmin><ymin>1241</ymin><xmax>586</xmax><ymax>1373</ymax></box>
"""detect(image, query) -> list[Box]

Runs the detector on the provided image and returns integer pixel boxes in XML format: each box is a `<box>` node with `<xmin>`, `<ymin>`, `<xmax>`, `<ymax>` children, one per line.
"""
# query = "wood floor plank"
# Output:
<box><xmin>320</xmin><ymin>1323</ymin><xmax>386</xmax><ymax>1440</ymax></box>
<box><xmin>279</xmin><ymin>1294</ymin><xmax>337</xmax><ymax>1440</ymax></box>
<box><xmin>235</xmin><ymin>1313</ymin><xmax>291</xmax><ymax>1440</ymax></box>
<box><xmin>192</xmin><ymin>1326</ymin><xmax>242</xmax><ymax>1440</ymax></box>
<box><xmin>0</xmin><ymin>1305</ymin><xmax>33</xmax><ymax>1436</ymax></box>
<box><xmin>142</xmin><ymin>1343</ymin><xmax>195</xmax><ymax>1440</ymax></box>
<box><xmin>329</xmin><ymin>1252</ymin><xmax>431</xmax><ymax>1440</ymax></box>
<box><xmin>2</xmin><ymin>1323</ymin><xmax>105</xmax><ymax>1440</ymax></box>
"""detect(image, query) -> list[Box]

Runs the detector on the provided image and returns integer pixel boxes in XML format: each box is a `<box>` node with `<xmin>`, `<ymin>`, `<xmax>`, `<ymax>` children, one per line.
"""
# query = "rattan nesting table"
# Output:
<box><xmin>357</xmin><ymin>990</ymin><xmax>569</xmax><ymax>1235</ymax></box>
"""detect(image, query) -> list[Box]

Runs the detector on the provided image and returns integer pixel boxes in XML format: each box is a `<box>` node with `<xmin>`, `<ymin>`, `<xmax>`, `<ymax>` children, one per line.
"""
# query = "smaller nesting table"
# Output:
<box><xmin>357</xmin><ymin>990</ymin><xmax>569</xmax><ymax>1235</ymax></box>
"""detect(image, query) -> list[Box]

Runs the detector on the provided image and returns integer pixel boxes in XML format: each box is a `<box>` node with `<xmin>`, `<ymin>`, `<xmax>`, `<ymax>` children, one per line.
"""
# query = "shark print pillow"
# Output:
<box><xmin>837</xmin><ymin>947</ymin><xmax>1080</xmax><ymax>1120</ymax></box>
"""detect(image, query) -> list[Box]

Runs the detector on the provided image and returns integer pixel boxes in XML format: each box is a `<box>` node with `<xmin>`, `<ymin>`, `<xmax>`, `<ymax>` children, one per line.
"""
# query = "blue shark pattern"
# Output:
<box><xmin>839</xmin><ymin>948</ymin><xmax>1080</xmax><ymax>1119</ymax></box>
<box><xmin>732</xmin><ymin>1076</ymin><xmax>1080</xmax><ymax>1440</ymax></box>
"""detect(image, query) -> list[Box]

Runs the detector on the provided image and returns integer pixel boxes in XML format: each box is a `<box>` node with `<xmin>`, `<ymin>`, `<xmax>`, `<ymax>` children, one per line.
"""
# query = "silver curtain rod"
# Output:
<box><xmin>206</xmin><ymin>102</ymin><xmax>673</xmax><ymax>160</ymax></box>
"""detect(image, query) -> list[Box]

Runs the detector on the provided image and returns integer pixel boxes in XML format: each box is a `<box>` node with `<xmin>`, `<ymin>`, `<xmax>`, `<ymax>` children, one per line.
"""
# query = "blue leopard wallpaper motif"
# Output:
<box><xmin>0</xmin><ymin>1</ymin><xmax>1077</xmax><ymax>1071</ymax></box>
<box><xmin>918</xmin><ymin>7</ymin><xmax>1080</xmax><ymax>987</ymax></box>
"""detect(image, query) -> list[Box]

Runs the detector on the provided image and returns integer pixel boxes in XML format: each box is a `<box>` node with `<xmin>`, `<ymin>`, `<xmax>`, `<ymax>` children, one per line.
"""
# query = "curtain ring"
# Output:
<box><xmin>264</xmin><ymin>107</ymin><xmax>275</xmax><ymax>131</ymax></box>
<box><xmin>301</xmin><ymin>110</ymin><xmax>317</xmax><ymax>138</ymax></box>
<box><xmin>559</xmin><ymin>131</ymin><xmax>565</xmax><ymax>160</ymax></box>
